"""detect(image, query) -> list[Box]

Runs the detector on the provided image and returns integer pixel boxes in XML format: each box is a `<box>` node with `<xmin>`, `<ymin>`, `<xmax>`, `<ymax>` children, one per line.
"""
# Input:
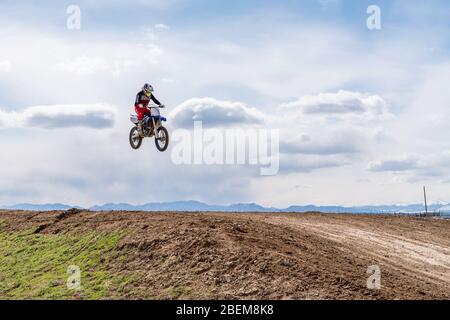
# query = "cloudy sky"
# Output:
<box><xmin>0</xmin><ymin>0</ymin><xmax>449</xmax><ymax>207</ymax></box>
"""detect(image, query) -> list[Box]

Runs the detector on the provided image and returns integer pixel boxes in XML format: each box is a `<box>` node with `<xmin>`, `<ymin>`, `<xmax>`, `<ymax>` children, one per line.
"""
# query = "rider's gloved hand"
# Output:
<box><xmin>138</xmin><ymin>103</ymin><xmax>144</xmax><ymax>109</ymax></box>
<box><xmin>159</xmin><ymin>104</ymin><xmax>165</xmax><ymax>108</ymax></box>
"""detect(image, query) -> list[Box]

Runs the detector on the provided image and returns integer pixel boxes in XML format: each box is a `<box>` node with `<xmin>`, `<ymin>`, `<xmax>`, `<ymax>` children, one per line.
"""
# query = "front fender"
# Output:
<box><xmin>153</xmin><ymin>115</ymin><xmax>167</xmax><ymax>122</ymax></box>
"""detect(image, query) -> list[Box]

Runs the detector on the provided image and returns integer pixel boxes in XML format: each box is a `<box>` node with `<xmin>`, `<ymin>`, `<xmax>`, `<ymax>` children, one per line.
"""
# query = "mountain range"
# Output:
<box><xmin>1</xmin><ymin>200</ymin><xmax>450</xmax><ymax>215</ymax></box>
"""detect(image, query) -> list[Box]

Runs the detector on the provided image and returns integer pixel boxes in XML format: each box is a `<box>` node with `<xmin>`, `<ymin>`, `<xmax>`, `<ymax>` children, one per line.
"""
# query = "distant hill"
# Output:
<box><xmin>1</xmin><ymin>200</ymin><xmax>449</xmax><ymax>215</ymax></box>
<box><xmin>90</xmin><ymin>201</ymin><xmax>276</xmax><ymax>212</ymax></box>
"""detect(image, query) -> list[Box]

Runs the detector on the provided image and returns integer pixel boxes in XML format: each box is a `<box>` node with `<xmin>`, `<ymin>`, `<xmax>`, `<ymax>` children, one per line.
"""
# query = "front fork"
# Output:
<box><xmin>151</xmin><ymin>117</ymin><xmax>160</xmax><ymax>137</ymax></box>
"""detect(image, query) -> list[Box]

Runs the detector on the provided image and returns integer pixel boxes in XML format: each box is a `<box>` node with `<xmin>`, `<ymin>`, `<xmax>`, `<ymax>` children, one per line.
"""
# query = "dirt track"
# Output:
<box><xmin>1</xmin><ymin>210</ymin><xmax>449</xmax><ymax>299</ymax></box>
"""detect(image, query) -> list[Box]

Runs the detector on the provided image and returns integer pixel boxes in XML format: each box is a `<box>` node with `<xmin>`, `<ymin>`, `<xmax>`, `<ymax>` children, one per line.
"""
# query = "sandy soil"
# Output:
<box><xmin>1</xmin><ymin>210</ymin><xmax>449</xmax><ymax>300</ymax></box>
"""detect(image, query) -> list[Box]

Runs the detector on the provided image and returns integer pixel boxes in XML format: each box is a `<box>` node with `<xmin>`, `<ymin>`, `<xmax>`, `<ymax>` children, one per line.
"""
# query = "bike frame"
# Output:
<box><xmin>145</xmin><ymin>105</ymin><xmax>166</xmax><ymax>138</ymax></box>
<box><xmin>130</xmin><ymin>104</ymin><xmax>166</xmax><ymax>137</ymax></box>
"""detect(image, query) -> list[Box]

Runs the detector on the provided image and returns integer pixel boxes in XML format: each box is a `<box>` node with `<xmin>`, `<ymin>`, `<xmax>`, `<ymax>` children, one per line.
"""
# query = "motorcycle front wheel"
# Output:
<box><xmin>155</xmin><ymin>126</ymin><xmax>169</xmax><ymax>152</ymax></box>
<box><xmin>129</xmin><ymin>127</ymin><xmax>143</xmax><ymax>150</ymax></box>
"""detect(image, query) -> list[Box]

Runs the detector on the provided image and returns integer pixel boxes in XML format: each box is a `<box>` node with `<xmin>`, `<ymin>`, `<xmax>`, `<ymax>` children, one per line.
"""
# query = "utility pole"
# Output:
<box><xmin>423</xmin><ymin>186</ymin><xmax>428</xmax><ymax>217</ymax></box>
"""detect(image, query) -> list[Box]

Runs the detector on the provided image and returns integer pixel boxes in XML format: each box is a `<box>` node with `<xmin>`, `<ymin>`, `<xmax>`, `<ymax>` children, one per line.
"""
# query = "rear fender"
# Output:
<box><xmin>130</xmin><ymin>114</ymin><xmax>139</xmax><ymax>125</ymax></box>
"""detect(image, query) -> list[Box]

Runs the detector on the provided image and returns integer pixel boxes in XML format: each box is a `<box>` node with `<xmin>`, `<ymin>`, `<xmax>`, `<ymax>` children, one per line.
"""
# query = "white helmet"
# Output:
<box><xmin>143</xmin><ymin>83</ymin><xmax>154</xmax><ymax>97</ymax></box>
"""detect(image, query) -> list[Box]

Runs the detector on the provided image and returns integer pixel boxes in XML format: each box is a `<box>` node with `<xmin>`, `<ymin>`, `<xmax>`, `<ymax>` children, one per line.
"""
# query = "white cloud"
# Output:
<box><xmin>368</xmin><ymin>155</ymin><xmax>420</xmax><ymax>172</ymax></box>
<box><xmin>281</xmin><ymin>129</ymin><xmax>364</xmax><ymax>155</ymax></box>
<box><xmin>165</xmin><ymin>91</ymin><xmax>393</xmax><ymax>174</ymax></box>
<box><xmin>53</xmin><ymin>43</ymin><xmax>163</xmax><ymax>77</ymax></box>
<box><xmin>154</xmin><ymin>23</ymin><xmax>169</xmax><ymax>30</ymax></box>
<box><xmin>318</xmin><ymin>0</ymin><xmax>340</xmax><ymax>8</ymax></box>
<box><xmin>397</xmin><ymin>62</ymin><xmax>450</xmax><ymax>144</ymax></box>
<box><xmin>0</xmin><ymin>60</ymin><xmax>12</xmax><ymax>72</ymax></box>
<box><xmin>368</xmin><ymin>152</ymin><xmax>450</xmax><ymax>182</ymax></box>
<box><xmin>273</xmin><ymin>91</ymin><xmax>393</xmax><ymax>172</ymax></box>
<box><xmin>0</xmin><ymin>104</ymin><xmax>117</xmax><ymax>129</ymax></box>
<box><xmin>170</xmin><ymin>97</ymin><xmax>265</xmax><ymax>128</ymax></box>
<box><xmin>280</xmin><ymin>154</ymin><xmax>349</xmax><ymax>173</ymax></box>
<box><xmin>279</xmin><ymin>90</ymin><xmax>392</xmax><ymax>121</ymax></box>
<box><xmin>54</xmin><ymin>56</ymin><xmax>111</xmax><ymax>76</ymax></box>
<box><xmin>83</xmin><ymin>0</ymin><xmax>180</xmax><ymax>9</ymax></box>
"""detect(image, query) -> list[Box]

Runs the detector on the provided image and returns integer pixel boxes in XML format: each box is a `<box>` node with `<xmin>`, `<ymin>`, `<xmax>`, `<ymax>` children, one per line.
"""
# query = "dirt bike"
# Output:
<box><xmin>129</xmin><ymin>104</ymin><xmax>169</xmax><ymax>152</ymax></box>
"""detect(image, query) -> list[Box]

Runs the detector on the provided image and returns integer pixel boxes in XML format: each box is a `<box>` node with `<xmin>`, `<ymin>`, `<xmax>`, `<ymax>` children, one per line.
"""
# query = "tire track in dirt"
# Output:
<box><xmin>261</xmin><ymin>214</ymin><xmax>450</xmax><ymax>290</ymax></box>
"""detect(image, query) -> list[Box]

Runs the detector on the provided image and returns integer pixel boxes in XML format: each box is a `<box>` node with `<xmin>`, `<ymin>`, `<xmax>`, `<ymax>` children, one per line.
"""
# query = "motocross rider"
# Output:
<box><xmin>134</xmin><ymin>83</ymin><xmax>164</xmax><ymax>136</ymax></box>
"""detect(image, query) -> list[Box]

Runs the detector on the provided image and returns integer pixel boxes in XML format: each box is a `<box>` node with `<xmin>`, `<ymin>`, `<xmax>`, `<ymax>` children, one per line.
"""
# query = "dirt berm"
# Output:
<box><xmin>0</xmin><ymin>210</ymin><xmax>449</xmax><ymax>299</ymax></box>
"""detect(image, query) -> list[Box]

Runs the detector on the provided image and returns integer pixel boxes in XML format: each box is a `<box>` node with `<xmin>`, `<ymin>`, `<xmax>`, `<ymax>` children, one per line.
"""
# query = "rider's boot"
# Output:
<box><xmin>137</xmin><ymin>121</ymin><xmax>144</xmax><ymax>137</ymax></box>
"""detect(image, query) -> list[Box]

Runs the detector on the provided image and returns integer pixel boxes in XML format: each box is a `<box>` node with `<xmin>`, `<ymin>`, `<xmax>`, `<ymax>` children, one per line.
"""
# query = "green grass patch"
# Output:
<box><xmin>166</xmin><ymin>285</ymin><xmax>192</xmax><ymax>299</ymax></box>
<box><xmin>0</xmin><ymin>227</ymin><xmax>137</xmax><ymax>299</ymax></box>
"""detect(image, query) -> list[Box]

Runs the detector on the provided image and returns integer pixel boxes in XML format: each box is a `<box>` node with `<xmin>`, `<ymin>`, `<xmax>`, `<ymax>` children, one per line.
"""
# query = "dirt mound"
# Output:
<box><xmin>1</xmin><ymin>210</ymin><xmax>449</xmax><ymax>299</ymax></box>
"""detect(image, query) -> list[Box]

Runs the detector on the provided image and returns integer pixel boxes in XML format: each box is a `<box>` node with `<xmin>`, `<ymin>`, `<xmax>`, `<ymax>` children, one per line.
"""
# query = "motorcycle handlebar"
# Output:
<box><xmin>147</xmin><ymin>104</ymin><xmax>165</xmax><ymax>109</ymax></box>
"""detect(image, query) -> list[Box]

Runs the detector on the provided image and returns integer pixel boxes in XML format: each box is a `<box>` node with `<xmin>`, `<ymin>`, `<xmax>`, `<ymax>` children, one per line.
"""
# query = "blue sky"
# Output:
<box><xmin>1</xmin><ymin>0</ymin><xmax>450</xmax><ymax>207</ymax></box>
